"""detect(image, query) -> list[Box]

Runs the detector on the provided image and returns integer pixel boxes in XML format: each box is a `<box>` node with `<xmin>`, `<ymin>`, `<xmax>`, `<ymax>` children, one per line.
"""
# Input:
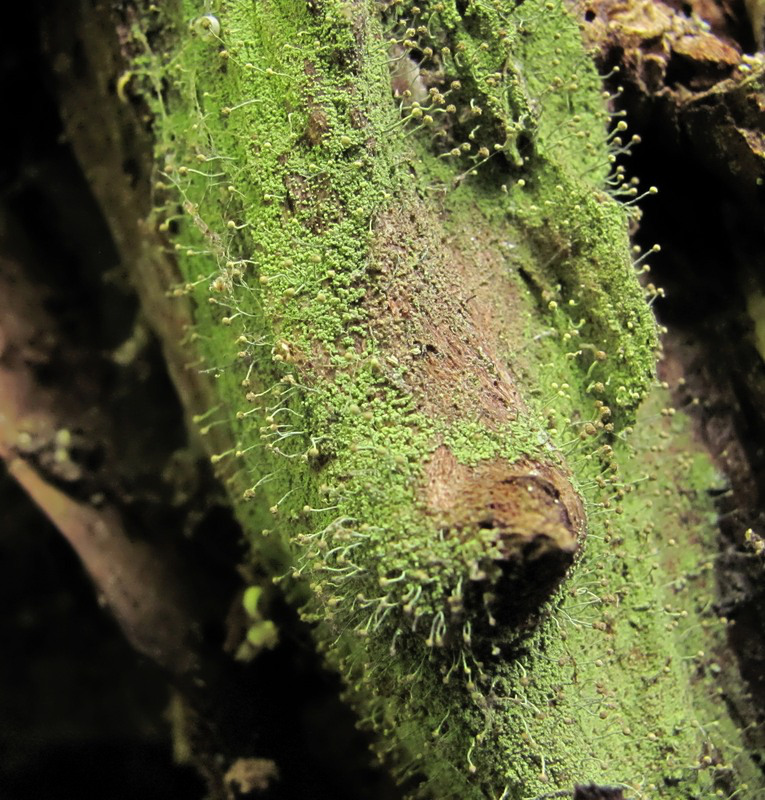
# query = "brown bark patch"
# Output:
<box><xmin>424</xmin><ymin>447</ymin><xmax>585</xmax><ymax>627</ymax></box>
<box><xmin>284</xmin><ymin>172</ymin><xmax>343</xmax><ymax>232</ymax></box>
<box><xmin>303</xmin><ymin>105</ymin><xmax>330</xmax><ymax>147</ymax></box>
<box><xmin>425</xmin><ymin>448</ymin><xmax>585</xmax><ymax>550</ymax></box>
<box><xmin>367</xmin><ymin>200</ymin><xmax>527</xmax><ymax>426</ymax></box>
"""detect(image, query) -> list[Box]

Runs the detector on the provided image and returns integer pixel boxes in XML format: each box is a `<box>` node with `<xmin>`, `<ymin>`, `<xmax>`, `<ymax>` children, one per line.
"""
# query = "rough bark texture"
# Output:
<box><xmin>2</xmin><ymin>0</ymin><xmax>765</xmax><ymax>799</ymax></box>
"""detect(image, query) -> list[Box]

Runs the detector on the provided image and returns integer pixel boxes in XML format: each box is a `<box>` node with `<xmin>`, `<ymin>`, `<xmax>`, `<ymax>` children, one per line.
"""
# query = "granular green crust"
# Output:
<box><xmin>127</xmin><ymin>0</ymin><xmax>762</xmax><ymax>796</ymax></box>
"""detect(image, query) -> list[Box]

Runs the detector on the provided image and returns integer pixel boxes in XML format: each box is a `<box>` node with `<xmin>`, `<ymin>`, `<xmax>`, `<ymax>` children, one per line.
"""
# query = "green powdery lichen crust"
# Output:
<box><xmin>130</xmin><ymin>0</ymin><xmax>762</xmax><ymax>797</ymax></box>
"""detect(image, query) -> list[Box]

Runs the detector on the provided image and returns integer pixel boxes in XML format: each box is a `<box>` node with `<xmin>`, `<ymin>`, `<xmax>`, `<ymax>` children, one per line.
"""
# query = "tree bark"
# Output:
<box><xmin>2</xmin><ymin>0</ymin><xmax>765</xmax><ymax>798</ymax></box>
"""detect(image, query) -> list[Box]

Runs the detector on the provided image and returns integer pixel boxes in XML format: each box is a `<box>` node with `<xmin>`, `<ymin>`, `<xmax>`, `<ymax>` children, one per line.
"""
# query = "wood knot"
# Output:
<box><xmin>425</xmin><ymin>447</ymin><xmax>586</xmax><ymax>632</ymax></box>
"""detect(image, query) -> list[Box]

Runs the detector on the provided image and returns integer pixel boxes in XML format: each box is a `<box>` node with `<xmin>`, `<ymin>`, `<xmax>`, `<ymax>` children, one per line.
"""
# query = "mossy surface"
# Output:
<box><xmin>128</xmin><ymin>0</ymin><xmax>761</xmax><ymax>796</ymax></box>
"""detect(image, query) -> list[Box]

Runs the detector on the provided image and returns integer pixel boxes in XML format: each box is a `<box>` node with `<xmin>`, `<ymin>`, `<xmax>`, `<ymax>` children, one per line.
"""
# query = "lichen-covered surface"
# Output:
<box><xmin>120</xmin><ymin>0</ymin><xmax>763</xmax><ymax>796</ymax></box>
<box><xmin>578</xmin><ymin>0</ymin><xmax>765</xmax><ymax>775</ymax></box>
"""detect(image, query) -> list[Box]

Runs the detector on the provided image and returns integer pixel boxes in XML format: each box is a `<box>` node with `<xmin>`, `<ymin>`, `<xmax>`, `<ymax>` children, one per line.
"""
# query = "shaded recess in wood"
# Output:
<box><xmin>573</xmin><ymin>784</ymin><xmax>626</xmax><ymax>800</ymax></box>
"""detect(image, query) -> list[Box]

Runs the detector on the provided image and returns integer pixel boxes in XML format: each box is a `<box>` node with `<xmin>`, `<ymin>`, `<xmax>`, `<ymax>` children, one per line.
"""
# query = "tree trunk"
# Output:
<box><xmin>2</xmin><ymin>0</ymin><xmax>764</xmax><ymax>798</ymax></box>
